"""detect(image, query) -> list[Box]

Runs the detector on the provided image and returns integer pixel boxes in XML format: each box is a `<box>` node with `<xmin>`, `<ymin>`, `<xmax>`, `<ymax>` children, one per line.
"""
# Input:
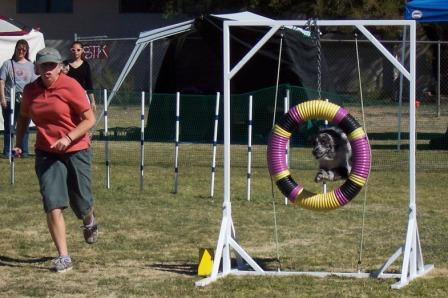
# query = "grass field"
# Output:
<box><xmin>1</xmin><ymin>144</ymin><xmax>447</xmax><ymax>297</ymax></box>
<box><xmin>1</xmin><ymin>102</ymin><xmax>447</xmax><ymax>297</ymax></box>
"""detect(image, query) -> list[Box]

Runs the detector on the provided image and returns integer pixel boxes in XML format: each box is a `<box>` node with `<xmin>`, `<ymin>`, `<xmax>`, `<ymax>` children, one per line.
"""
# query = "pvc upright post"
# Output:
<box><xmin>104</xmin><ymin>89</ymin><xmax>110</xmax><ymax>189</ymax></box>
<box><xmin>323</xmin><ymin>97</ymin><xmax>329</xmax><ymax>194</ymax></box>
<box><xmin>140</xmin><ymin>91</ymin><xmax>145</xmax><ymax>191</ymax></box>
<box><xmin>10</xmin><ymin>87</ymin><xmax>15</xmax><ymax>184</ymax></box>
<box><xmin>173</xmin><ymin>92</ymin><xmax>180</xmax><ymax>194</ymax></box>
<box><xmin>210</xmin><ymin>92</ymin><xmax>220</xmax><ymax>198</ymax></box>
<box><xmin>247</xmin><ymin>95</ymin><xmax>253</xmax><ymax>201</ymax></box>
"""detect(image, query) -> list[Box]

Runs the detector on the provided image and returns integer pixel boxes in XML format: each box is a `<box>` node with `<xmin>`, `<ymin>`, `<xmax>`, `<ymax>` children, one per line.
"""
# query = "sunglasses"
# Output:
<box><xmin>17</xmin><ymin>48</ymin><xmax>27</xmax><ymax>52</ymax></box>
<box><xmin>71</xmin><ymin>48</ymin><xmax>82</xmax><ymax>52</ymax></box>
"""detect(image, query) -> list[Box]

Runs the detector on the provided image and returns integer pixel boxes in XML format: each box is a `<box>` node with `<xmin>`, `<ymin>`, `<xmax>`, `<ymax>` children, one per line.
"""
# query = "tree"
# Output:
<box><xmin>163</xmin><ymin>0</ymin><xmax>404</xmax><ymax>20</ymax></box>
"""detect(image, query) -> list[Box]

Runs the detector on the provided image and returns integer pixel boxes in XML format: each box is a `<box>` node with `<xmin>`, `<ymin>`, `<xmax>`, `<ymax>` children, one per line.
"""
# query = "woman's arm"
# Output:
<box><xmin>0</xmin><ymin>80</ymin><xmax>6</xmax><ymax>109</ymax></box>
<box><xmin>13</xmin><ymin>113</ymin><xmax>31</xmax><ymax>156</ymax></box>
<box><xmin>50</xmin><ymin>108</ymin><xmax>96</xmax><ymax>151</ymax></box>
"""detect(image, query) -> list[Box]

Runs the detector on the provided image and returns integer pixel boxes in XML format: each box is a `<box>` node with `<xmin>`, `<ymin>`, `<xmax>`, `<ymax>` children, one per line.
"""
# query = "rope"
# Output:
<box><xmin>270</xmin><ymin>30</ymin><xmax>285</xmax><ymax>271</ymax></box>
<box><xmin>354</xmin><ymin>32</ymin><xmax>370</xmax><ymax>273</ymax></box>
<box><xmin>272</xmin><ymin>31</ymin><xmax>284</xmax><ymax>128</ymax></box>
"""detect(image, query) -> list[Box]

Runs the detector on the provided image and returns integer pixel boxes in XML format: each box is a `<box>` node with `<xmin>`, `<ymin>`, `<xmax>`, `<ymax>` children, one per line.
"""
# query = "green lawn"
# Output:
<box><xmin>0</xmin><ymin>143</ymin><xmax>447</xmax><ymax>297</ymax></box>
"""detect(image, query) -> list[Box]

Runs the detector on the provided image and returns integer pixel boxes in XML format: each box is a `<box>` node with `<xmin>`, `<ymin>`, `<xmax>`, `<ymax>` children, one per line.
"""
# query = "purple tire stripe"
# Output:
<box><xmin>333</xmin><ymin>108</ymin><xmax>349</xmax><ymax>124</ymax></box>
<box><xmin>335</xmin><ymin>188</ymin><xmax>349</xmax><ymax>205</ymax></box>
<box><xmin>289</xmin><ymin>185</ymin><xmax>303</xmax><ymax>201</ymax></box>
<box><xmin>289</xmin><ymin>106</ymin><xmax>302</xmax><ymax>124</ymax></box>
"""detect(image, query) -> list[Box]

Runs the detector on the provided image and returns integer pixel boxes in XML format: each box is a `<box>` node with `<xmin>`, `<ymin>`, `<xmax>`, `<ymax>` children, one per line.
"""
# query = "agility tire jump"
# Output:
<box><xmin>267</xmin><ymin>100</ymin><xmax>371</xmax><ymax>210</ymax></box>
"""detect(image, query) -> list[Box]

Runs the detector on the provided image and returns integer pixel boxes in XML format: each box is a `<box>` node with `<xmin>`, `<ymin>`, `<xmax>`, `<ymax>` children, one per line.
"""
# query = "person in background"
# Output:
<box><xmin>63</xmin><ymin>41</ymin><xmax>96</xmax><ymax>112</ymax></box>
<box><xmin>14</xmin><ymin>47</ymin><xmax>97</xmax><ymax>273</ymax></box>
<box><xmin>0</xmin><ymin>39</ymin><xmax>38</xmax><ymax>158</ymax></box>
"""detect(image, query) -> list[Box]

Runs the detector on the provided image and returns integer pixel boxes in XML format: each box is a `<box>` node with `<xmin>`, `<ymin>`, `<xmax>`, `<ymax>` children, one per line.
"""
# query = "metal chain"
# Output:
<box><xmin>312</xmin><ymin>19</ymin><xmax>322</xmax><ymax>99</ymax></box>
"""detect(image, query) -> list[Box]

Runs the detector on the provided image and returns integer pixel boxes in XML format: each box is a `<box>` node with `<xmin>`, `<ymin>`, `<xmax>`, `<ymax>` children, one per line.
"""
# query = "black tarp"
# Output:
<box><xmin>155</xmin><ymin>15</ymin><xmax>333</xmax><ymax>96</ymax></box>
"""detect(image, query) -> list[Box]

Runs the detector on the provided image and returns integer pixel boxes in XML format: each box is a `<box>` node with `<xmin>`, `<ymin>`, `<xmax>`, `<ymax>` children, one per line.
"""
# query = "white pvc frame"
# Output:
<box><xmin>195</xmin><ymin>19</ymin><xmax>433</xmax><ymax>289</ymax></box>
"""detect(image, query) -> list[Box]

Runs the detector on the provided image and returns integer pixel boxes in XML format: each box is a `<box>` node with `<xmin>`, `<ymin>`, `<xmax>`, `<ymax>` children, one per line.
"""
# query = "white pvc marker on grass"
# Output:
<box><xmin>247</xmin><ymin>95</ymin><xmax>253</xmax><ymax>201</ymax></box>
<box><xmin>173</xmin><ymin>92</ymin><xmax>180</xmax><ymax>194</ymax></box>
<box><xmin>210</xmin><ymin>92</ymin><xmax>220</xmax><ymax>198</ymax></box>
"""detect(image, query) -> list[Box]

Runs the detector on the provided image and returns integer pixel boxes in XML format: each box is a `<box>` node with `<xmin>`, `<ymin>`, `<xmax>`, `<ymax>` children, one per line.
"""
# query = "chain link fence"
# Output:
<box><xmin>3</xmin><ymin>36</ymin><xmax>445</xmax><ymax>189</ymax></box>
<box><xmin>322</xmin><ymin>39</ymin><xmax>448</xmax><ymax>111</ymax></box>
<box><xmin>46</xmin><ymin>36</ymin><xmax>448</xmax><ymax>111</ymax></box>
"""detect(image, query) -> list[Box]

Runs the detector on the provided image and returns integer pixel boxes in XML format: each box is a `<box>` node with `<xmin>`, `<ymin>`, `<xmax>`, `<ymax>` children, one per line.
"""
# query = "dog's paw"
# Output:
<box><xmin>315</xmin><ymin>169</ymin><xmax>328</xmax><ymax>183</ymax></box>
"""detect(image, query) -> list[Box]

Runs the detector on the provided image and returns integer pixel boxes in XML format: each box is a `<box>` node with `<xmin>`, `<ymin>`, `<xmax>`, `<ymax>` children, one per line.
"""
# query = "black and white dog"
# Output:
<box><xmin>312</xmin><ymin>127</ymin><xmax>352</xmax><ymax>182</ymax></box>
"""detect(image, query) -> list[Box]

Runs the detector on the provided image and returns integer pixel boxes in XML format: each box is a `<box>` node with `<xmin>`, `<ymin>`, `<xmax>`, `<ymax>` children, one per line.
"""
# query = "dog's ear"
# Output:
<box><xmin>319</xmin><ymin>127</ymin><xmax>341</xmax><ymax>138</ymax></box>
<box><xmin>319</xmin><ymin>127</ymin><xmax>348</xmax><ymax>150</ymax></box>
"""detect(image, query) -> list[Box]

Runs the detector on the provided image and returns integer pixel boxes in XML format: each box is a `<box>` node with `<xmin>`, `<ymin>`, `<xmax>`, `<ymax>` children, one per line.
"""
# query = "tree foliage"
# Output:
<box><xmin>162</xmin><ymin>0</ymin><xmax>406</xmax><ymax>38</ymax></box>
<box><xmin>163</xmin><ymin>0</ymin><xmax>404</xmax><ymax>20</ymax></box>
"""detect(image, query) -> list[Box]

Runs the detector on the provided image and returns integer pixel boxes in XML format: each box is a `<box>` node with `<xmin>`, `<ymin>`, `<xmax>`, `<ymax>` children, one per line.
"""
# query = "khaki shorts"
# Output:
<box><xmin>35</xmin><ymin>148</ymin><xmax>94</xmax><ymax>219</ymax></box>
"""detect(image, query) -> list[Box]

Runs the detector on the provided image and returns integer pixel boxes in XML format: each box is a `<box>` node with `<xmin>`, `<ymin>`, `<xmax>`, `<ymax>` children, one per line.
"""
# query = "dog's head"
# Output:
<box><xmin>312</xmin><ymin>127</ymin><xmax>345</xmax><ymax>160</ymax></box>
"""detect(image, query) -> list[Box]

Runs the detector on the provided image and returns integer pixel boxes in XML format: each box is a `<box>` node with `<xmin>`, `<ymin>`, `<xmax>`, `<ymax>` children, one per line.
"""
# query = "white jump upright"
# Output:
<box><xmin>172</xmin><ymin>92</ymin><xmax>180</xmax><ymax>194</ymax></box>
<box><xmin>104</xmin><ymin>89</ymin><xmax>110</xmax><ymax>189</ymax></box>
<box><xmin>9</xmin><ymin>87</ymin><xmax>15</xmax><ymax>185</ymax></box>
<box><xmin>210</xmin><ymin>92</ymin><xmax>220</xmax><ymax>198</ymax></box>
<box><xmin>196</xmin><ymin>19</ymin><xmax>432</xmax><ymax>289</ymax></box>
<box><xmin>140</xmin><ymin>91</ymin><xmax>145</xmax><ymax>192</ymax></box>
<box><xmin>246</xmin><ymin>95</ymin><xmax>253</xmax><ymax>201</ymax></box>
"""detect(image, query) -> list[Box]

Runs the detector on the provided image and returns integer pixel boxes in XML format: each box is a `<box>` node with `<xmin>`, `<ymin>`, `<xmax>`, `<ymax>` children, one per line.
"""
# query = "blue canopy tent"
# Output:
<box><xmin>405</xmin><ymin>0</ymin><xmax>448</xmax><ymax>23</ymax></box>
<box><xmin>405</xmin><ymin>0</ymin><xmax>448</xmax><ymax>148</ymax></box>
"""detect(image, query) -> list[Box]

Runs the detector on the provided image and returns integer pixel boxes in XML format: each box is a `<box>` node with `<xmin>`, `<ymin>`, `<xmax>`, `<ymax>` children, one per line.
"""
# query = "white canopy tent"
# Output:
<box><xmin>0</xmin><ymin>16</ymin><xmax>45</xmax><ymax>130</ymax></box>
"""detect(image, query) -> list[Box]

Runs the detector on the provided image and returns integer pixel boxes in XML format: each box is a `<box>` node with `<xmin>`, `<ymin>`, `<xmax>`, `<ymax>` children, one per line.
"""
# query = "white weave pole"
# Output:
<box><xmin>246</xmin><ymin>95</ymin><xmax>253</xmax><ymax>201</ymax></box>
<box><xmin>140</xmin><ymin>91</ymin><xmax>145</xmax><ymax>192</ymax></box>
<box><xmin>323</xmin><ymin>98</ymin><xmax>329</xmax><ymax>194</ymax></box>
<box><xmin>9</xmin><ymin>87</ymin><xmax>15</xmax><ymax>185</ymax></box>
<box><xmin>283</xmin><ymin>92</ymin><xmax>290</xmax><ymax>204</ymax></box>
<box><xmin>104</xmin><ymin>89</ymin><xmax>110</xmax><ymax>189</ymax></box>
<box><xmin>172</xmin><ymin>92</ymin><xmax>180</xmax><ymax>194</ymax></box>
<box><xmin>210</xmin><ymin>92</ymin><xmax>220</xmax><ymax>198</ymax></box>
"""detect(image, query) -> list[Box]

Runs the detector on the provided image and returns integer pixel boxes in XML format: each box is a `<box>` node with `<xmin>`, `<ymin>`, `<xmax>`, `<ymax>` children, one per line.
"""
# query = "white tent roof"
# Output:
<box><xmin>211</xmin><ymin>11</ymin><xmax>274</xmax><ymax>22</ymax></box>
<box><xmin>0</xmin><ymin>16</ymin><xmax>45</xmax><ymax>65</ymax></box>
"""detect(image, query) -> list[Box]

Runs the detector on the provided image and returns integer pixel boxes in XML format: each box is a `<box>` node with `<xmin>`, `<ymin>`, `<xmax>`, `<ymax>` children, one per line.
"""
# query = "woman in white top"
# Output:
<box><xmin>0</xmin><ymin>39</ymin><xmax>38</xmax><ymax>158</ymax></box>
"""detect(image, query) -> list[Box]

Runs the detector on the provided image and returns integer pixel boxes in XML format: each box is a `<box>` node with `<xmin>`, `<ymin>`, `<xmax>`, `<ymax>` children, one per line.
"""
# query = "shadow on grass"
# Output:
<box><xmin>148</xmin><ymin>257</ymin><xmax>280</xmax><ymax>277</ymax></box>
<box><xmin>148</xmin><ymin>263</ymin><xmax>197</xmax><ymax>276</ymax></box>
<box><xmin>0</xmin><ymin>255</ymin><xmax>53</xmax><ymax>270</ymax></box>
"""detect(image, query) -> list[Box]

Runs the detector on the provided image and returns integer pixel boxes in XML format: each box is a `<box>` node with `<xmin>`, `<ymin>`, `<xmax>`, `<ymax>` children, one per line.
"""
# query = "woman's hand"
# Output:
<box><xmin>50</xmin><ymin>135</ymin><xmax>72</xmax><ymax>151</ymax></box>
<box><xmin>12</xmin><ymin>147</ymin><xmax>22</xmax><ymax>157</ymax></box>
